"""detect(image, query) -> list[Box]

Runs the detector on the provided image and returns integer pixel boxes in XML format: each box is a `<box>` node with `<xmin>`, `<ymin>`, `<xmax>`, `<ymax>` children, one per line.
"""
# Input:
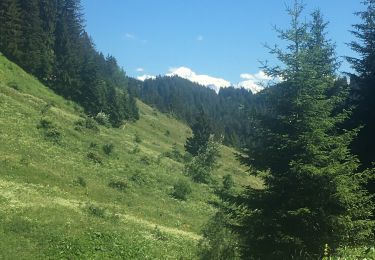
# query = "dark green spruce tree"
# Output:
<box><xmin>0</xmin><ymin>0</ymin><xmax>22</xmax><ymax>61</ymax></box>
<box><xmin>53</xmin><ymin>0</ymin><xmax>84</xmax><ymax>98</ymax></box>
<box><xmin>347</xmin><ymin>0</ymin><xmax>375</xmax><ymax>195</ymax></box>
<box><xmin>185</xmin><ymin>108</ymin><xmax>213</xmax><ymax>156</ymax></box>
<box><xmin>78</xmin><ymin>32</ymin><xmax>106</xmax><ymax>116</ymax></box>
<box><xmin>18</xmin><ymin>0</ymin><xmax>47</xmax><ymax>78</ymax></box>
<box><xmin>222</xmin><ymin>3</ymin><xmax>373</xmax><ymax>259</ymax></box>
<box><xmin>38</xmin><ymin>0</ymin><xmax>58</xmax><ymax>82</ymax></box>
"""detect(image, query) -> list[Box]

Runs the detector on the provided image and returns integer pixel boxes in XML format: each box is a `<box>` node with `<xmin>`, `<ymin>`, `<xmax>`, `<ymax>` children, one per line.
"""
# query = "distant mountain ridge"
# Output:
<box><xmin>128</xmin><ymin>75</ymin><xmax>268</xmax><ymax>147</ymax></box>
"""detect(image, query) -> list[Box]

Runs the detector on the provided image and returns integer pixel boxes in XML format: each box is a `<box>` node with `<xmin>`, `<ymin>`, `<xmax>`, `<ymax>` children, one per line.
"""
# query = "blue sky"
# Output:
<box><xmin>81</xmin><ymin>0</ymin><xmax>363</xmax><ymax>90</ymax></box>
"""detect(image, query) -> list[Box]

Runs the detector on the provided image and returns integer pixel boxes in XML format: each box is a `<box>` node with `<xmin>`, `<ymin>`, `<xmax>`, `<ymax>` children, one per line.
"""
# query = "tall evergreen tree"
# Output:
<box><xmin>185</xmin><ymin>108</ymin><xmax>213</xmax><ymax>156</ymax></box>
<box><xmin>347</xmin><ymin>0</ymin><xmax>375</xmax><ymax>194</ymax></box>
<box><xmin>18</xmin><ymin>0</ymin><xmax>49</xmax><ymax>78</ymax></box>
<box><xmin>53</xmin><ymin>0</ymin><xmax>83</xmax><ymax>98</ymax></box>
<box><xmin>224</xmin><ymin>3</ymin><xmax>374</xmax><ymax>258</ymax></box>
<box><xmin>0</xmin><ymin>0</ymin><xmax>22</xmax><ymax>61</ymax></box>
<box><xmin>38</xmin><ymin>0</ymin><xmax>58</xmax><ymax>82</ymax></box>
<box><xmin>78</xmin><ymin>32</ymin><xmax>106</xmax><ymax>115</ymax></box>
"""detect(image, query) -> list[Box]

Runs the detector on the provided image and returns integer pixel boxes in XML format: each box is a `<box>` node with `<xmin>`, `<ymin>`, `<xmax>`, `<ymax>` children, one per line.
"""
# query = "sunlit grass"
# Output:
<box><xmin>0</xmin><ymin>54</ymin><xmax>260</xmax><ymax>258</ymax></box>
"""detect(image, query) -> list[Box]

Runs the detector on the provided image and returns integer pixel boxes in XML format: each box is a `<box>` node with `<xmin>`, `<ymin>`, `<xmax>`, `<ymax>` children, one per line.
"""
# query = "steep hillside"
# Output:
<box><xmin>0</xmin><ymin>54</ymin><xmax>261</xmax><ymax>259</ymax></box>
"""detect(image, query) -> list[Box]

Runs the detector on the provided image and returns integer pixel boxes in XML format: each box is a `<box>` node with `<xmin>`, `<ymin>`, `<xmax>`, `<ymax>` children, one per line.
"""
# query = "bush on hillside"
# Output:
<box><xmin>37</xmin><ymin>118</ymin><xmax>62</xmax><ymax>144</ymax></box>
<box><xmin>108</xmin><ymin>179</ymin><xmax>127</xmax><ymax>192</ymax></box>
<box><xmin>140</xmin><ymin>155</ymin><xmax>152</xmax><ymax>165</ymax></box>
<box><xmin>185</xmin><ymin>135</ymin><xmax>221</xmax><ymax>183</ymax></box>
<box><xmin>85</xmin><ymin>117</ymin><xmax>99</xmax><ymax>131</ymax></box>
<box><xmin>172</xmin><ymin>179</ymin><xmax>192</xmax><ymax>200</ymax></box>
<box><xmin>134</xmin><ymin>133</ymin><xmax>142</xmax><ymax>143</ymax></box>
<box><xmin>87</xmin><ymin>204</ymin><xmax>106</xmax><ymax>218</ymax></box>
<box><xmin>73</xmin><ymin>176</ymin><xmax>87</xmax><ymax>187</ymax></box>
<box><xmin>74</xmin><ymin>117</ymin><xmax>100</xmax><ymax>132</ymax></box>
<box><xmin>95</xmin><ymin>112</ymin><xmax>110</xmax><ymax>127</ymax></box>
<box><xmin>87</xmin><ymin>152</ymin><xmax>102</xmax><ymax>164</ymax></box>
<box><xmin>103</xmin><ymin>143</ymin><xmax>114</xmax><ymax>155</ymax></box>
<box><xmin>130</xmin><ymin>170</ymin><xmax>148</xmax><ymax>186</ymax></box>
<box><xmin>152</xmin><ymin>226</ymin><xmax>168</xmax><ymax>241</ymax></box>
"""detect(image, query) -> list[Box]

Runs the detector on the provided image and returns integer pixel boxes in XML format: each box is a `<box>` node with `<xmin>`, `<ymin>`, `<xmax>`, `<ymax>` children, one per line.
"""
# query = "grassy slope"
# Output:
<box><xmin>0</xmin><ymin>54</ymin><xmax>261</xmax><ymax>259</ymax></box>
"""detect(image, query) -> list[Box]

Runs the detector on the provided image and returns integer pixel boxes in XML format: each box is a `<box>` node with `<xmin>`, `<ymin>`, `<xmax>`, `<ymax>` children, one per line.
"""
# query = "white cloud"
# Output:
<box><xmin>236</xmin><ymin>70</ymin><xmax>277</xmax><ymax>94</ymax></box>
<box><xmin>136</xmin><ymin>68</ymin><xmax>144</xmax><ymax>72</ymax></box>
<box><xmin>237</xmin><ymin>80</ymin><xmax>265</xmax><ymax>94</ymax></box>
<box><xmin>166</xmin><ymin>67</ymin><xmax>231</xmax><ymax>93</ymax></box>
<box><xmin>137</xmin><ymin>74</ymin><xmax>156</xmax><ymax>81</ymax></box>
<box><xmin>197</xmin><ymin>35</ymin><xmax>204</xmax><ymax>41</ymax></box>
<box><xmin>135</xmin><ymin>67</ymin><xmax>277</xmax><ymax>94</ymax></box>
<box><xmin>240</xmin><ymin>70</ymin><xmax>272</xmax><ymax>81</ymax></box>
<box><xmin>124</xmin><ymin>33</ymin><xmax>135</xmax><ymax>39</ymax></box>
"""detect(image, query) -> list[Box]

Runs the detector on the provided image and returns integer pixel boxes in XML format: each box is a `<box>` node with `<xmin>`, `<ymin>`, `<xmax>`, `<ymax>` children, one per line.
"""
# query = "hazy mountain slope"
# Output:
<box><xmin>0</xmin><ymin>54</ymin><xmax>261</xmax><ymax>259</ymax></box>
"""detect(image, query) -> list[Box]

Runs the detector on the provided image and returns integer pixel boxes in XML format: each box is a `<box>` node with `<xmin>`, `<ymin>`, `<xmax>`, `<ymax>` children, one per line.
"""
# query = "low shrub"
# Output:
<box><xmin>37</xmin><ymin>118</ymin><xmax>62</xmax><ymax>144</ymax></box>
<box><xmin>185</xmin><ymin>136</ymin><xmax>220</xmax><ymax>183</ymax></box>
<box><xmin>74</xmin><ymin>117</ymin><xmax>99</xmax><ymax>132</ymax></box>
<box><xmin>172</xmin><ymin>179</ymin><xmax>192</xmax><ymax>200</ymax></box>
<box><xmin>44</xmin><ymin>128</ymin><xmax>61</xmax><ymax>143</ymax></box>
<box><xmin>103</xmin><ymin>143</ymin><xmax>114</xmax><ymax>155</ymax></box>
<box><xmin>152</xmin><ymin>226</ymin><xmax>167</xmax><ymax>241</ymax></box>
<box><xmin>74</xmin><ymin>120</ymin><xmax>85</xmax><ymax>131</ymax></box>
<box><xmin>95</xmin><ymin>112</ymin><xmax>110</xmax><ymax>126</ymax></box>
<box><xmin>85</xmin><ymin>117</ymin><xmax>99</xmax><ymax>131</ymax></box>
<box><xmin>37</xmin><ymin>118</ymin><xmax>53</xmax><ymax>130</ymax></box>
<box><xmin>108</xmin><ymin>179</ymin><xmax>127</xmax><ymax>192</ymax></box>
<box><xmin>89</xmin><ymin>142</ymin><xmax>98</xmax><ymax>148</ymax></box>
<box><xmin>130</xmin><ymin>170</ymin><xmax>148</xmax><ymax>185</ymax></box>
<box><xmin>87</xmin><ymin>152</ymin><xmax>102</xmax><ymax>164</ymax></box>
<box><xmin>74</xmin><ymin>176</ymin><xmax>87</xmax><ymax>187</ymax></box>
<box><xmin>140</xmin><ymin>155</ymin><xmax>152</xmax><ymax>165</ymax></box>
<box><xmin>134</xmin><ymin>134</ymin><xmax>142</xmax><ymax>143</ymax></box>
<box><xmin>87</xmin><ymin>204</ymin><xmax>106</xmax><ymax>218</ymax></box>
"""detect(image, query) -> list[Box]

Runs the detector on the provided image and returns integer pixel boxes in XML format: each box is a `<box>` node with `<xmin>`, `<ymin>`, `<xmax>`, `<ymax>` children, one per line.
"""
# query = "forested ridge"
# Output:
<box><xmin>0</xmin><ymin>0</ymin><xmax>139</xmax><ymax>126</ymax></box>
<box><xmin>129</xmin><ymin>75</ymin><xmax>269</xmax><ymax>147</ymax></box>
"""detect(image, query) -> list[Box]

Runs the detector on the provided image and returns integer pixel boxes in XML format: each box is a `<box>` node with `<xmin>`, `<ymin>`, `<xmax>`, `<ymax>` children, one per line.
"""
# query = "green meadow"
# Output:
<box><xmin>0</xmin><ymin>54</ymin><xmax>261</xmax><ymax>259</ymax></box>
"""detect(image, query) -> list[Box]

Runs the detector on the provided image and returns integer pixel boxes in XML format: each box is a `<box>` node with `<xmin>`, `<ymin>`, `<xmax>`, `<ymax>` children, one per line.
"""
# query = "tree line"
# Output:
<box><xmin>128</xmin><ymin>75</ymin><xmax>269</xmax><ymax>147</ymax></box>
<box><xmin>0</xmin><ymin>0</ymin><xmax>138</xmax><ymax>126</ymax></box>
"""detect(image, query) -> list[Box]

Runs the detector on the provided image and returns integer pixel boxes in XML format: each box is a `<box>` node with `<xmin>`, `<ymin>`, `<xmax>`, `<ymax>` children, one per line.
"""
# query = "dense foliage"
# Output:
<box><xmin>347</xmin><ymin>0</ymin><xmax>375</xmax><ymax>195</ymax></box>
<box><xmin>206</xmin><ymin>3</ymin><xmax>374</xmax><ymax>259</ymax></box>
<box><xmin>0</xmin><ymin>0</ymin><xmax>138</xmax><ymax>126</ymax></box>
